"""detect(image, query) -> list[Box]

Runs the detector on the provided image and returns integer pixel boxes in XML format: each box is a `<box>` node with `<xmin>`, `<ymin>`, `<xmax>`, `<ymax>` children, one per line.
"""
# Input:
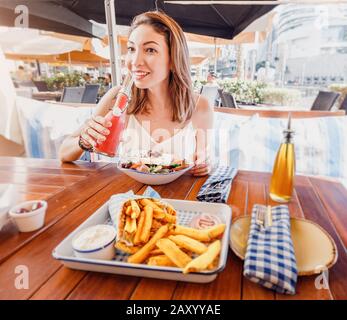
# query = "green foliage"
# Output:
<box><xmin>43</xmin><ymin>71</ymin><xmax>84</xmax><ymax>91</ymax></box>
<box><xmin>260</xmin><ymin>87</ymin><xmax>301</xmax><ymax>106</ymax></box>
<box><xmin>218</xmin><ymin>79</ymin><xmax>267</xmax><ymax>104</ymax></box>
<box><xmin>217</xmin><ymin>79</ymin><xmax>301</xmax><ymax>106</ymax></box>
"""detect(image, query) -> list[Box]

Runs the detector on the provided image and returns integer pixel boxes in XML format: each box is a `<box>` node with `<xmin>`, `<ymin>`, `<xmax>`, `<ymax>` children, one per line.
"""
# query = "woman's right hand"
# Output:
<box><xmin>80</xmin><ymin>115</ymin><xmax>112</xmax><ymax>148</ymax></box>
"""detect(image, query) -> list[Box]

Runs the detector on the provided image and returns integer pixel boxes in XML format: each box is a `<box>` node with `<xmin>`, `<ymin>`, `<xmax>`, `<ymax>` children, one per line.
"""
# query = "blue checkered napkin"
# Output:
<box><xmin>196</xmin><ymin>166</ymin><xmax>237</xmax><ymax>203</ymax></box>
<box><xmin>142</xmin><ymin>186</ymin><xmax>160</xmax><ymax>199</ymax></box>
<box><xmin>243</xmin><ymin>205</ymin><xmax>298</xmax><ymax>295</ymax></box>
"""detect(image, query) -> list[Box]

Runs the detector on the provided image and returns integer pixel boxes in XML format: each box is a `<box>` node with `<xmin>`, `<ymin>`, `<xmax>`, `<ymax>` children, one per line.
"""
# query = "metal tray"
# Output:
<box><xmin>53</xmin><ymin>198</ymin><xmax>232</xmax><ymax>283</ymax></box>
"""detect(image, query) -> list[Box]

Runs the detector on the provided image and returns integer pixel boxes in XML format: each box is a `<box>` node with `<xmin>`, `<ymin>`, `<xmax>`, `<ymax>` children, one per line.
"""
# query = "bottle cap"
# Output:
<box><xmin>283</xmin><ymin>113</ymin><xmax>295</xmax><ymax>141</ymax></box>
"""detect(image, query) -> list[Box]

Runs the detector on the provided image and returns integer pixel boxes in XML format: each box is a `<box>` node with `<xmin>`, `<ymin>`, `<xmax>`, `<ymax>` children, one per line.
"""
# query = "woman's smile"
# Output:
<box><xmin>133</xmin><ymin>70</ymin><xmax>151</xmax><ymax>81</ymax></box>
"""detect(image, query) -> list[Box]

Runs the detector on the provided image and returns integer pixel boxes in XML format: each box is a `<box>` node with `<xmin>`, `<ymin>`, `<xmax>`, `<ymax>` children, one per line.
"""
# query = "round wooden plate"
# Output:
<box><xmin>229</xmin><ymin>215</ymin><xmax>338</xmax><ymax>276</ymax></box>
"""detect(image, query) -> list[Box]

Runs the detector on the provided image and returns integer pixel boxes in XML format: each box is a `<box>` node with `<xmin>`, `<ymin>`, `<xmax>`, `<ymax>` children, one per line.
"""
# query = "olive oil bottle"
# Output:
<box><xmin>269</xmin><ymin>114</ymin><xmax>295</xmax><ymax>203</ymax></box>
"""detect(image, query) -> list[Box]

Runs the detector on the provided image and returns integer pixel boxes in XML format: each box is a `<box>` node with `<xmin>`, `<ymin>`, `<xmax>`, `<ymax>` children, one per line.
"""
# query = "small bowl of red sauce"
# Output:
<box><xmin>9</xmin><ymin>200</ymin><xmax>47</xmax><ymax>232</ymax></box>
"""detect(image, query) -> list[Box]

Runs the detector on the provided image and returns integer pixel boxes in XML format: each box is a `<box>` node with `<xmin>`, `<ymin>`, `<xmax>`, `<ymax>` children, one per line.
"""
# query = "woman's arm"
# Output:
<box><xmin>190</xmin><ymin>95</ymin><xmax>214</xmax><ymax>176</ymax></box>
<box><xmin>58</xmin><ymin>86</ymin><xmax>120</xmax><ymax>162</ymax></box>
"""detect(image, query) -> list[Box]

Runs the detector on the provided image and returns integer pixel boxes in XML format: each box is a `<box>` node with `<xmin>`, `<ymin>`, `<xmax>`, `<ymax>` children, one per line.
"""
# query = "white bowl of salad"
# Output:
<box><xmin>117</xmin><ymin>151</ymin><xmax>193</xmax><ymax>185</ymax></box>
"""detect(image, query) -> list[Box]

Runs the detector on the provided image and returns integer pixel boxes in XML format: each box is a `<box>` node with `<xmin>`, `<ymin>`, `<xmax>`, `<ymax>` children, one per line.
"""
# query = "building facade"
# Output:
<box><xmin>272</xmin><ymin>4</ymin><xmax>347</xmax><ymax>86</ymax></box>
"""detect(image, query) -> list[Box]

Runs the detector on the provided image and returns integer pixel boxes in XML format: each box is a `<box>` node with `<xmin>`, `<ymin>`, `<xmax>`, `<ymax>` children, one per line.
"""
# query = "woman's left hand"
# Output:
<box><xmin>190</xmin><ymin>162</ymin><xmax>211</xmax><ymax>176</ymax></box>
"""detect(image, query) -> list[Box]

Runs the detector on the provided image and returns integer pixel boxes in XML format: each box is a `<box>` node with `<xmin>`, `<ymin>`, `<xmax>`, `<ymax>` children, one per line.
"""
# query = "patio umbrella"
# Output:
<box><xmin>1</xmin><ymin>27</ymin><xmax>109</xmax><ymax>71</ymax></box>
<box><xmin>0</xmin><ymin>27</ymin><xmax>84</xmax><ymax>56</ymax></box>
<box><xmin>5</xmin><ymin>50</ymin><xmax>109</xmax><ymax>67</ymax></box>
<box><xmin>59</xmin><ymin>0</ymin><xmax>276</xmax><ymax>39</ymax></box>
<box><xmin>56</xmin><ymin>50</ymin><xmax>109</xmax><ymax>66</ymax></box>
<box><xmin>2</xmin><ymin>0</ymin><xmax>277</xmax><ymax>85</ymax></box>
<box><xmin>59</xmin><ymin>0</ymin><xmax>277</xmax><ymax>84</ymax></box>
<box><xmin>1</xmin><ymin>0</ymin><xmax>275</xmax><ymax>39</ymax></box>
<box><xmin>0</xmin><ymin>0</ymin><xmax>105</xmax><ymax>38</ymax></box>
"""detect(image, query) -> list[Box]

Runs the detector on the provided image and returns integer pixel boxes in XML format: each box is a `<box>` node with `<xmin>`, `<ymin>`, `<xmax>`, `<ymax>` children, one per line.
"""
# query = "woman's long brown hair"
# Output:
<box><xmin>126</xmin><ymin>11</ymin><xmax>195</xmax><ymax>123</ymax></box>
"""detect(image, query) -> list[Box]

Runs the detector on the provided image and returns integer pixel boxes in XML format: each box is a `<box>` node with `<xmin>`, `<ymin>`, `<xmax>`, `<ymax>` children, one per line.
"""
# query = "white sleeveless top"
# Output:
<box><xmin>118</xmin><ymin>114</ymin><xmax>197</xmax><ymax>164</ymax></box>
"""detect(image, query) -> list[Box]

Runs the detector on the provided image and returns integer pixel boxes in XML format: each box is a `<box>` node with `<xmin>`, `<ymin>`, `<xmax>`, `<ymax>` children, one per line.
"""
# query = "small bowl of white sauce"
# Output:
<box><xmin>72</xmin><ymin>224</ymin><xmax>116</xmax><ymax>260</ymax></box>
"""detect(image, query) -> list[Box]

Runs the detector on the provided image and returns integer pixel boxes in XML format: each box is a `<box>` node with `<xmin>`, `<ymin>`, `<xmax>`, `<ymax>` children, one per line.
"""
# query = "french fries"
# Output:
<box><xmin>168</xmin><ymin>235</ymin><xmax>207</xmax><ymax>255</ymax></box>
<box><xmin>170</xmin><ymin>224</ymin><xmax>211</xmax><ymax>242</ymax></box>
<box><xmin>125</xmin><ymin>206</ymin><xmax>132</xmax><ymax>215</ymax></box>
<box><xmin>140</xmin><ymin>206</ymin><xmax>153</xmax><ymax>243</ymax></box>
<box><xmin>116</xmin><ymin>197</ymin><xmax>226</xmax><ymax>275</ymax></box>
<box><xmin>156</xmin><ymin>238</ymin><xmax>192</xmax><ymax>268</ymax></box>
<box><xmin>147</xmin><ymin>255</ymin><xmax>176</xmax><ymax>267</ymax></box>
<box><xmin>151</xmin><ymin>209</ymin><xmax>164</xmax><ymax>219</ymax></box>
<box><xmin>151</xmin><ymin>219</ymin><xmax>164</xmax><ymax>231</ymax></box>
<box><xmin>124</xmin><ymin>216</ymin><xmax>137</xmax><ymax>234</ymax></box>
<box><xmin>206</xmin><ymin>224</ymin><xmax>226</xmax><ymax>239</ymax></box>
<box><xmin>183</xmin><ymin>240</ymin><xmax>221</xmax><ymax>274</ymax></box>
<box><xmin>140</xmin><ymin>199</ymin><xmax>162</xmax><ymax>211</ymax></box>
<box><xmin>128</xmin><ymin>225</ymin><xmax>169</xmax><ymax>264</ymax></box>
<box><xmin>131</xmin><ymin>200</ymin><xmax>141</xmax><ymax>219</ymax></box>
<box><xmin>162</xmin><ymin>213</ymin><xmax>177</xmax><ymax>224</ymax></box>
<box><xmin>148</xmin><ymin>248</ymin><xmax>164</xmax><ymax>256</ymax></box>
<box><xmin>115</xmin><ymin>241</ymin><xmax>140</xmax><ymax>254</ymax></box>
<box><xmin>133</xmin><ymin>211</ymin><xmax>145</xmax><ymax>245</ymax></box>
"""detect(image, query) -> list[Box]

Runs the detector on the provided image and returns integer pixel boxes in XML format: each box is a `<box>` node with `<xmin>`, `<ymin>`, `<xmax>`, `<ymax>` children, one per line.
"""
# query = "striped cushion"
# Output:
<box><xmin>212</xmin><ymin>112</ymin><xmax>259</xmax><ymax>169</ymax></box>
<box><xmin>15</xmin><ymin>96</ymin><xmax>347</xmax><ymax>181</ymax></box>
<box><xmin>16</xmin><ymin>97</ymin><xmax>93</xmax><ymax>159</ymax></box>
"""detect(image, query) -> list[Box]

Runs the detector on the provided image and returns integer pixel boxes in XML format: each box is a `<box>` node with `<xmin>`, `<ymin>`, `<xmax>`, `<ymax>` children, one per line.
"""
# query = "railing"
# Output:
<box><xmin>214</xmin><ymin>107</ymin><xmax>346</xmax><ymax>118</ymax></box>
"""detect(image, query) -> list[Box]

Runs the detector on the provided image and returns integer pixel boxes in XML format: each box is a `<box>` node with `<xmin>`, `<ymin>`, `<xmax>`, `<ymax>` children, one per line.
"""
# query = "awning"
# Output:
<box><xmin>0</xmin><ymin>0</ymin><xmax>106</xmax><ymax>38</ymax></box>
<box><xmin>5</xmin><ymin>50</ymin><xmax>109</xmax><ymax>66</ymax></box>
<box><xmin>60</xmin><ymin>0</ymin><xmax>277</xmax><ymax>39</ymax></box>
<box><xmin>0</xmin><ymin>1</ymin><xmax>276</xmax><ymax>40</ymax></box>
<box><xmin>0</xmin><ymin>27</ymin><xmax>84</xmax><ymax>55</ymax></box>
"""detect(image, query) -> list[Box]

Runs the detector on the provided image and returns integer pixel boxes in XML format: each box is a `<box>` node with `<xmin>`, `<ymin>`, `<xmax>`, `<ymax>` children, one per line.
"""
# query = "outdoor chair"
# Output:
<box><xmin>200</xmin><ymin>85</ymin><xmax>219</xmax><ymax>107</ymax></box>
<box><xmin>339</xmin><ymin>95</ymin><xmax>347</xmax><ymax>114</ymax></box>
<box><xmin>33</xmin><ymin>80</ymin><xmax>49</xmax><ymax>92</ymax></box>
<box><xmin>81</xmin><ymin>84</ymin><xmax>100</xmax><ymax>104</ymax></box>
<box><xmin>60</xmin><ymin>86</ymin><xmax>85</xmax><ymax>103</ymax></box>
<box><xmin>310</xmin><ymin>90</ymin><xmax>340</xmax><ymax>111</ymax></box>
<box><xmin>218</xmin><ymin>89</ymin><xmax>224</xmax><ymax>107</ymax></box>
<box><xmin>219</xmin><ymin>90</ymin><xmax>237</xmax><ymax>108</ymax></box>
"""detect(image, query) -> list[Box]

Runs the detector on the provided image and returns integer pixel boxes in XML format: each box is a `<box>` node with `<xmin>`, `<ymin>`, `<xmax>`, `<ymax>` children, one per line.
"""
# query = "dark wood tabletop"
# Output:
<box><xmin>0</xmin><ymin>157</ymin><xmax>346</xmax><ymax>300</ymax></box>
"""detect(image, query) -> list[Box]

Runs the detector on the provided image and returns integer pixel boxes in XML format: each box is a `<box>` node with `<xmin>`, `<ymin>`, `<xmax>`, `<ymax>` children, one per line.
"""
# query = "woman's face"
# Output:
<box><xmin>126</xmin><ymin>24</ymin><xmax>171</xmax><ymax>89</ymax></box>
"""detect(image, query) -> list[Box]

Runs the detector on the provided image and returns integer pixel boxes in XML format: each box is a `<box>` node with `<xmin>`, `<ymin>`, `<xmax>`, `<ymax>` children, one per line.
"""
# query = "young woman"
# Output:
<box><xmin>59</xmin><ymin>11</ymin><xmax>213</xmax><ymax>176</ymax></box>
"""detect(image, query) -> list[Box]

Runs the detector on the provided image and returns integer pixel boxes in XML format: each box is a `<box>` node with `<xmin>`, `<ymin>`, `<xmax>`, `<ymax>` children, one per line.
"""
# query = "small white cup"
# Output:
<box><xmin>72</xmin><ymin>225</ymin><xmax>116</xmax><ymax>260</ymax></box>
<box><xmin>9</xmin><ymin>200</ymin><xmax>47</xmax><ymax>232</ymax></box>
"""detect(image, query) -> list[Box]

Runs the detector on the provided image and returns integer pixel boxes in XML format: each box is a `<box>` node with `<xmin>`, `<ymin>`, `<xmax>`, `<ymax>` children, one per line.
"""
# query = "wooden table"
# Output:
<box><xmin>214</xmin><ymin>107</ymin><xmax>346</xmax><ymax>118</ymax></box>
<box><xmin>0</xmin><ymin>157</ymin><xmax>346</xmax><ymax>300</ymax></box>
